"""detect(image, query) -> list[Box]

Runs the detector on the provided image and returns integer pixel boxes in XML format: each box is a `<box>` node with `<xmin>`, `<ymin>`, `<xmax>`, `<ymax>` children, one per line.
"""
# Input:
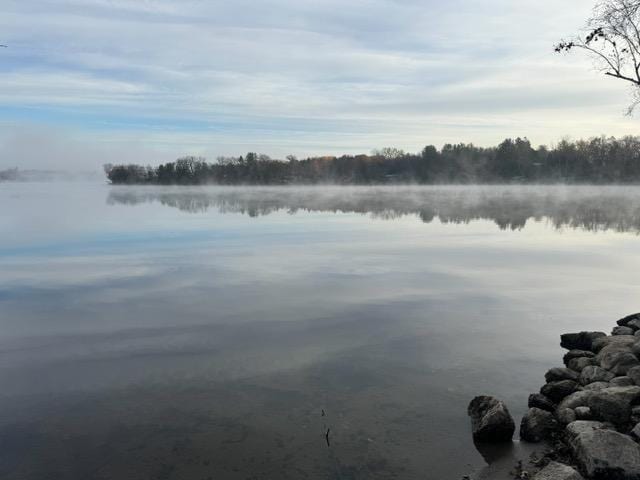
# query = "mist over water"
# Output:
<box><xmin>1</xmin><ymin>183</ymin><xmax>639</xmax><ymax>479</ymax></box>
<box><xmin>108</xmin><ymin>185</ymin><xmax>640</xmax><ymax>233</ymax></box>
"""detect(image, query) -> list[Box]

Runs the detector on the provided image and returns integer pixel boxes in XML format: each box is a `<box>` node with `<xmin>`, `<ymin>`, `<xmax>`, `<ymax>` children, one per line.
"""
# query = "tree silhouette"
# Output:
<box><xmin>556</xmin><ymin>0</ymin><xmax>640</xmax><ymax>112</ymax></box>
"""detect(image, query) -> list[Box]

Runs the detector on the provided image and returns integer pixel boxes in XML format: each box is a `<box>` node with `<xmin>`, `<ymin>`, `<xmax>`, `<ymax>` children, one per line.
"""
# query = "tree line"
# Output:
<box><xmin>104</xmin><ymin>136</ymin><xmax>640</xmax><ymax>185</ymax></box>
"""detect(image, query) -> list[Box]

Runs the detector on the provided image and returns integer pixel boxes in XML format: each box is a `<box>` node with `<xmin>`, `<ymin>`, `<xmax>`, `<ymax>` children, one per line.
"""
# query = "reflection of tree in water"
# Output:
<box><xmin>107</xmin><ymin>187</ymin><xmax>640</xmax><ymax>233</ymax></box>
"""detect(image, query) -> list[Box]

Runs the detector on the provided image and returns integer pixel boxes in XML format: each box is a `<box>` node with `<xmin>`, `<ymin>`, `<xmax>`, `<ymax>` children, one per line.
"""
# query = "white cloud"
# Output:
<box><xmin>0</xmin><ymin>0</ymin><xmax>636</xmax><ymax>167</ymax></box>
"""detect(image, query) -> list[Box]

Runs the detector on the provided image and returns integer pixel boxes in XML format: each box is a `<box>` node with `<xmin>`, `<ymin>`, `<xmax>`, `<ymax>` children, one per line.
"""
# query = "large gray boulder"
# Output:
<box><xmin>613</xmin><ymin>326</ymin><xmax>636</xmax><ymax>336</ymax></box>
<box><xmin>570</xmin><ymin>429</ymin><xmax>640</xmax><ymax>479</ymax></box>
<box><xmin>558</xmin><ymin>386</ymin><xmax>640</xmax><ymax>425</ymax></box>
<box><xmin>611</xmin><ymin>376</ymin><xmax>635</xmax><ymax>387</ymax></box>
<box><xmin>529</xmin><ymin>393</ymin><xmax>556</xmax><ymax>412</ymax></box>
<box><xmin>561</xmin><ymin>332</ymin><xmax>607</xmax><ymax>351</ymax></box>
<box><xmin>618</xmin><ymin>313</ymin><xmax>640</xmax><ymax>327</ymax></box>
<box><xmin>546</xmin><ymin>367</ymin><xmax>580</xmax><ymax>383</ymax></box>
<box><xmin>533</xmin><ymin>461</ymin><xmax>584</xmax><ymax>480</ymax></box>
<box><xmin>558</xmin><ymin>390</ymin><xmax>598</xmax><ymax>411</ymax></box>
<box><xmin>582</xmin><ymin>382</ymin><xmax>611</xmax><ymax>391</ymax></box>
<box><xmin>579</xmin><ymin>366</ymin><xmax>615</xmax><ymax>386</ymax></box>
<box><xmin>468</xmin><ymin>396</ymin><xmax>515</xmax><ymax>443</ymax></box>
<box><xmin>600</xmin><ymin>351</ymin><xmax>639</xmax><ymax>376</ymax></box>
<box><xmin>628</xmin><ymin>366</ymin><xmax>640</xmax><ymax>385</ymax></box>
<box><xmin>629</xmin><ymin>319</ymin><xmax>640</xmax><ymax>331</ymax></box>
<box><xmin>592</xmin><ymin>335</ymin><xmax>636</xmax><ymax>353</ymax></box>
<box><xmin>520</xmin><ymin>407</ymin><xmax>557</xmax><ymax>442</ymax></box>
<box><xmin>542</xmin><ymin>380</ymin><xmax>580</xmax><ymax>402</ymax></box>
<box><xmin>567</xmin><ymin>357</ymin><xmax>597</xmax><ymax>372</ymax></box>
<box><xmin>565</xmin><ymin>420</ymin><xmax>610</xmax><ymax>439</ymax></box>
<box><xmin>564</xmin><ymin>350</ymin><xmax>596</xmax><ymax>366</ymax></box>
<box><xmin>557</xmin><ymin>408</ymin><xmax>577</xmax><ymax>425</ymax></box>
<box><xmin>589</xmin><ymin>387</ymin><xmax>639</xmax><ymax>425</ymax></box>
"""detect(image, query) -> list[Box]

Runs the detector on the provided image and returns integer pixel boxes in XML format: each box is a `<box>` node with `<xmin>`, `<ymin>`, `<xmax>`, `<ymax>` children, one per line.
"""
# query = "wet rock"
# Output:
<box><xmin>574</xmin><ymin>406</ymin><xmax>592</xmax><ymax>420</ymax></box>
<box><xmin>618</xmin><ymin>313</ymin><xmax>640</xmax><ymax>327</ymax></box>
<box><xmin>565</xmin><ymin>420</ymin><xmax>610</xmax><ymax>439</ymax></box>
<box><xmin>570</xmin><ymin>429</ymin><xmax>640</xmax><ymax>479</ymax></box>
<box><xmin>567</xmin><ymin>357</ymin><xmax>596</xmax><ymax>372</ymax></box>
<box><xmin>592</xmin><ymin>335</ymin><xmax>636</xmax><ymax>353</ymax></box>
<box><xmin>582</xmin><ymin>382</ymin><xmax>611</xmax><ymax>391</ymax></box>
<box><xmin>529</xmin><ymin>393</ymin><xmax>555</xmax><ymax>412</ymax></box>
<box><xmin>611</xmin><ymin>376</ymin><xmax>635</xmax><ymax>387</ymax></box>
<box><xmin>628</xmin><ymin>366</ymin><xmax>640</xmax><ymax>386</ymax></box>
<box><xmin>631</xmin><ymin>406</ymin><xmax>640</xmax><ymax>424</ymax></box>
<box><xmin>558</xmin><ymin>386</ymin><xmax>640</xmax><ymax>425</ymax></box>
<box><xmin>613</xmin><ymin>326</ymin><xmax>635</xmax><ymax>336</ymax></box>
<box><xmin>600</xmin><ymin>351</ymin><xmax>639</xmax><ymax>376</ymax></box>
<box><xmin>533</xmin><ymin>461</ymin><xmax>584</xmax><ymax>480</ymax></box>
<box><xmin>557</xmin><ymin>408</ymin><xmax>577</xmax><ymax>425</ymax></box>
<box><xmin>563</xmin><ymin>350</ymin><xmax>596</xmax><ymax>365</ymax></box>
<box><xmin>589</xmin><ymin>386</ymin><xmax>640</xmax><ymax>425</ymax></box>
<box><xmin>468</xmin><ymin>396</ymin><xmax>515</xmax><ymax>443</ymax></box>
<box><xmin>579</xmin><ymin>366</ymin><xmax>615</xmax><ymax>386</ymax></box>
<box><xmin>546</xmin><ymin>368</ymin><xmax>580</xmax><ymax>383</ymax></box>
<box><xmin>561</xmin><ymin>332</ymin><xmax>607</xmax><ymax>351</ymax></box>
<box><xmin>541</xmin><ymin>380</ymin><xmax>579</xmax><ymax>403</ymax></box>
<box><xmin>520</xmin><ymin>407</ymin><xmax>558</xmax><ymax>443</ymax></box>
<box><xmin>558</xmin><ymin>390</ymin><xmax>598</xmax><ymax>411</ymax></box>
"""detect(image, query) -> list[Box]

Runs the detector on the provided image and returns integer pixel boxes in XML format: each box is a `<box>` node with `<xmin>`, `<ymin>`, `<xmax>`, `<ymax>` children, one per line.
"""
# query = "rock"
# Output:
<box><xmin>533</xmin><ymin>461</ymin><xmax>584</xmax><ymax>480</ymax></box>
<box><xmin>520</xmin><ymin>407</ymin><xmax>558</xmax><ymax>443</ymax></box>
<box><xmin>567</xmin><ymin>356</ymin><xmax>596</xmax><ymax>372</ymax></box>
<box><xmin>579</xmin><ymin>366</ymin><xmax>615</xmax><ymax>386</ymax></box>
<box><xmin>613</xmin><ymin>326</ymin><xmax>636</xmax><ymax>336</ymax></box>
<box><xmin>574</xmin><ymin>406</ymin><xmax>593</xmax><ymax>420</ymax></box>
<box><xmin>618</xmin><ymin>313</ymin><xmax>640</xmax><ymax>327</ymax></box>
<box><xmin>546</xmin><ymin>368</ymin><xmax>580</xmax><ymax>383</ymax></box>
<box><xmin>557</xmin><ymin>408</ymin><xmax>577</xmax><ymax>425</ymax></box>
<box><xmin>558</xmin><ymin>390</ymin><xmax>598</xmax><ymax>411</ymax></box>
<box><xmin>631</xmin><ymin>406</ymin><xmax>640</xmax><ymax>423</ymax></box>
<box><xmin>632</xmin><ymin>423</ymin><xmax>640</xmax><ymax>440</ymax></box>
<box><xmin>563</xmin><ymin>350</ymin><xmax>596</xmax><ymax>366</ymax></box>
<box><xmin>570</xmin><ymin>429</ymin><xmax>640</xmax><ymax>479</ymax></box>
<box><xmin>565</xmin><ymin>420</ymin><xmax>610</xmax><ymax>439</ymax></box>
<box><xmin>629</xmin><ymin>366</ymin><xmax>640</xmax><ymax>386</ymax></box>
<box><xmin>561</xmin><ymin>332</ymin><xmax>607</xmax><ymax>351</ymax></box>
<box><xmin>589</xmin><ymin>386</ymin><xmax>640</xmax><ymax>425</ymax></box>
<box><xmin>596</xmin><ymin>341</ymin><xmax>635</xmax><ymax>362</ymax></box>
<box><xmin>558</xmin><ymin>386</ymin><xmax>640</xmax><ymax>425</ymax></box>
<box><xmin>592</xmin><ymin>335</ymin><xmax>636</xmax><ymax>353</ymax></box>
<box><xmin>600</xmin><ymin>351</ymin><xmax>640</xmax><ymax>376</ymax></box>
<box><xmin>529</xmin><ymin>393</ymin><xmax>556</xmax><ymax>412</ymax></box>
<box><xmin>468</xmin><ymin>396</ymin><xmax>515</xmax><ymax>443</ymax></box>
<box><xmin>635</xmin><ymin>330</ymin><xmax>640</xmax><ymax>337</ymax></box>
<box><xmin>632</xmin><ymin>342</ymin><xmax>640</xmax><ymax>358</ymax></box>
<box><xmin>628</xmin><ymin>319</ymin><xmax>640</xmax><ymax>331</ymax></box>
<box><xmin>541</xmin><ymin>380</ymin><xmax>580</xmax><ymax>403</ymax></box>
<box><xmin>583</xmin><ymin>382</ymin><xmax>611</xmax><ymax>391</ymax></box>
<box><xmin>611</xmin><ymin>376</ymin><xmax>635</xmax><ymax>387</ymax></box>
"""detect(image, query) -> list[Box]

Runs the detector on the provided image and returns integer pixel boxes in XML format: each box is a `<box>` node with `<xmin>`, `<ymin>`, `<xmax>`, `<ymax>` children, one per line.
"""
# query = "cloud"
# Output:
<box><xmin>0</xmin><ymin>0</ymin><xmax>637</xmax><ymax>168</ymax></box>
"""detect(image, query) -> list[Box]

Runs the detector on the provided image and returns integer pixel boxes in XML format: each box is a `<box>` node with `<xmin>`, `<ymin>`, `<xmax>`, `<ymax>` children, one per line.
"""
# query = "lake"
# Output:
<box><xmin>1</xmin><ymin>184</ymin><xmax>639</xmax><ymax>479</ymax></box>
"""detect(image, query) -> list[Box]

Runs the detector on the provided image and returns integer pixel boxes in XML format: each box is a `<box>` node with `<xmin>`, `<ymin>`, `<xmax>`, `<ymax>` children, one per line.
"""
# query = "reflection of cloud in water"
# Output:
<box><xmin>107</xmin><ymin>186</ymin><xmax>640</xmax><ymax>233</ymax></box>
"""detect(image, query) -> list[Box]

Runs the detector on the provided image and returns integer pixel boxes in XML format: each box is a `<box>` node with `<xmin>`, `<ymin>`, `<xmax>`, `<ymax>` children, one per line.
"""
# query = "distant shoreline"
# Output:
<box><xmin>103</xmin><ymin>136</ymin><xmax>640</xmax><ymax>186</ymax></box>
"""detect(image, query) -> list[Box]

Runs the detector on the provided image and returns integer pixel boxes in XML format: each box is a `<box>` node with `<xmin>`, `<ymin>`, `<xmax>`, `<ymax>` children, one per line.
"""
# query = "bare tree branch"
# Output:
<box><xmin>556</xmin><ymin>0</ymin><xmax>640</xmax><ymax>111</ymax></box>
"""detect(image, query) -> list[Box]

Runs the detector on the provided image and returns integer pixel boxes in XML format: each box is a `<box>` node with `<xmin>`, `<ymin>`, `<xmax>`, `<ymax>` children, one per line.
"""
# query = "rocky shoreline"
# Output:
<box><xmin>468</xmin><ymin>312</ymin><xmax>640</xmax><ymax>480</ymax></box>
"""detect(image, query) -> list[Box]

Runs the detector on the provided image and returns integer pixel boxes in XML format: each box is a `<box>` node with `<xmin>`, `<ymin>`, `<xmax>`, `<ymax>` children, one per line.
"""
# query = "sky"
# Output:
<box><xmin>1</xmin><ymin>0</ymin><xmax>640</xmax><ymax>170</ymax></box>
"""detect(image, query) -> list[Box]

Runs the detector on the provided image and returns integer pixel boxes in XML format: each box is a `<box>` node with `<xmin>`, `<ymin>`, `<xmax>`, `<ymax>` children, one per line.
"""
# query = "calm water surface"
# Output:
<box><xmin>1</xmin><ymin>184</ymin><xmax>639</xmax><ymax>479</ymax></box>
